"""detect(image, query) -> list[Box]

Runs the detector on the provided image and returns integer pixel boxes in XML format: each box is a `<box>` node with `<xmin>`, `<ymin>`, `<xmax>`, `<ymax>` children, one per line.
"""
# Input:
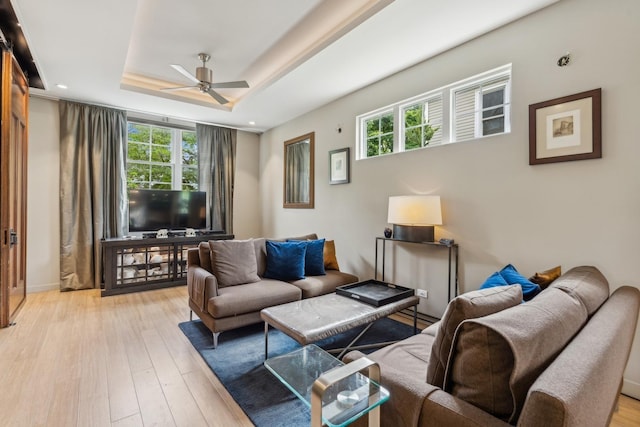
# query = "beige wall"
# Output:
<box><xmin>25</xmin><ymin>97</ymin><xmax>261</xmax><ymax>286</ymax></box>
<box><xmin>27</xmin><ymin>97</ymin><xmax>61</xmax><ymax>293</ymax></box>
<box><xmin>259</xmin><ymin>0</ymin><xmax>640</xmax><ymax>397</ymax></box>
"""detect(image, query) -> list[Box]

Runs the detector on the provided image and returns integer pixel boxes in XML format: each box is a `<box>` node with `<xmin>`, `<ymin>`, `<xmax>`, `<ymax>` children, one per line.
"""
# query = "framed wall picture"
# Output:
<box><xmin>529</xmin><ymin>88</ymin><xmax>601</xmax><ymax>165</ymax></box>
<box><xmin>329</xmin><ymin>147</ymin><xmax>350</xmax><ymax>184</ymax></box>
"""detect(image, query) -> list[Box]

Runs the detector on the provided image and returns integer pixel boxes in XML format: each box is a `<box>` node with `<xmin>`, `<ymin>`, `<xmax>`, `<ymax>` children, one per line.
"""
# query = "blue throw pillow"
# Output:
<box><xmin>480</xmin><ymin>271</ymin><xmax>510</xmax><ymax>289</ymax></box>
<box><xmin>288</xmin><ymin>238</ymin><xmax>326</xmax><ymax>276</ymax></box>
<box><xmin>499</xmin><ymin>264</ymin><xmax>542</xmax><ymax>301</ymax></box>
<box><xmin>264</xmin><ymin>240</ymin><xmax>307</xmax><ymax>281</ymax></box>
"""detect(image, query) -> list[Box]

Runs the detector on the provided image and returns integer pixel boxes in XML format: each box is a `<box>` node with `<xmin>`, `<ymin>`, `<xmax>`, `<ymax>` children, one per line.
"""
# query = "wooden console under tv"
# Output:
<box><xmin>101</xmin><ymin>234</ymin><xmax>233</xmax><ymax>296</ymax></box>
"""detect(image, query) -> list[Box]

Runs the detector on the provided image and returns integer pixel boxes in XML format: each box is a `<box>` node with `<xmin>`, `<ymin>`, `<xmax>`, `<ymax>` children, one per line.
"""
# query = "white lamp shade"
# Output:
<box><xmin>387</xmin><ymin>195</ymin><xmax>442</xmax><ymax>225</ymax></box>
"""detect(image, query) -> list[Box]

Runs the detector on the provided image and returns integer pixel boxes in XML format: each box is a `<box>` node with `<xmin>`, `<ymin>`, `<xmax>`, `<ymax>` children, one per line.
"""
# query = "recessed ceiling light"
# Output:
<box><xmin>56</xmin><ymin>84</ymin><xmax>68</xmax><ymax>89</ymax></box>
<box><xmin>249</xmin><ymin>121</ymin><xmax>256</xmax><ymax>125</ymax></box>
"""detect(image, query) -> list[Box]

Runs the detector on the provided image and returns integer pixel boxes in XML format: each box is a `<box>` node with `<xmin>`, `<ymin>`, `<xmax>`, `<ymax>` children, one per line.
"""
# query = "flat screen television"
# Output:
<box><xmin>128</xmin><ymin>189</ymin><xmax>207</xmax><ymax>232</ymax></box>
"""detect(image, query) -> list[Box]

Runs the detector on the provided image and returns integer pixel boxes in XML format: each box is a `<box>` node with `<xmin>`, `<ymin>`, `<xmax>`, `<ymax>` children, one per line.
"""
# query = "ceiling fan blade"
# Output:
<box><xmin>206</xmin><ymin>88</ymin><xmax>229</xmax><ymax>105</ymax></box>
<box><xmin>170</xmin><ymin>64</ymin><xmax>200</xmax><ymax>84</ymax></box>
<box><xmin>160</xmin><ymin>85</ymin><xmax>197</xmax><ymax>92</ymax></box>
<box><xmin>209</xmin><ymin>80</ymin><xmax>250</xmax><ymax>89</ymax></box>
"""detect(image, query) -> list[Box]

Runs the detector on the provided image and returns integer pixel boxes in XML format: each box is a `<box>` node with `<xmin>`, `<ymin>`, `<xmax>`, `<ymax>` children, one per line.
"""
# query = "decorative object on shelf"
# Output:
<box><xmin>329</xmin><ymin>147</ymin><xmax>350</xmax><ymax>185</ymax></box>
<box><xmin>387</xmin><ymin>195</ymin><xmax>442</xmax><ymax>242</ymax></box>
<box><xmin>185</xmin><ymin>228</ymin><xmax>196</xmax><ymax>237</ymax></box>
<box><xmin>529</xmin><ymin>88</ymin><xmax>601</xmax><ymax>165</ymax></box>
<box><xmin>156</xmin><ymin>228</ymin><xmax>169</xmax><ymax>238</ymax></box>
<box><xmin>383</xmin><ymin>227</ymin><xmax>392</xmax><ymax>238</ymax></box>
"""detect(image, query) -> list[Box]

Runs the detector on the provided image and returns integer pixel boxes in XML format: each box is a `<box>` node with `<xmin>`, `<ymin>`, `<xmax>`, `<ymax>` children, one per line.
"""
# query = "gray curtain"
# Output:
<box><xmin>196</xmin><ymin>123</ymin><xmax>236</xmax><ymax>234</ymax></box>
<box><xmin>59</xmin><ymin>101</ymin><xmax>127</xmax><ymax>291</ymax></box>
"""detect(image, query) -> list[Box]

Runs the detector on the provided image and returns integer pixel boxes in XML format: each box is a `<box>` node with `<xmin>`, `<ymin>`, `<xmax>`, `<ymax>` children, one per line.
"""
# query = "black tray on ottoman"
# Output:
<box><xmin>336</xmin><ymin>279</ymin><xmax>415</xmax><ymax>307</ymax></box>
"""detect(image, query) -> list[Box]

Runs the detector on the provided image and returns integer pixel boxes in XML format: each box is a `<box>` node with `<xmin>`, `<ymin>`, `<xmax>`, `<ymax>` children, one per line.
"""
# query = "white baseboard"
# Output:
<box><xmin>27</xmin><ymin>282</ymin><xmax>59</xmax><ymax>293</ymax></box>
<box><xmin>622</xmin><ymin>378</ymin><xmax>640</xmax><ymax>400</ymax></box>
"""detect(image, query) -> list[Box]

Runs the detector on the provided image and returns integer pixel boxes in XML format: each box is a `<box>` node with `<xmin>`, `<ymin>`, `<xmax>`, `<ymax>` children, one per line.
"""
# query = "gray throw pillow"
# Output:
<box><xmin>426</xmin><ymin>284</ymin><xmax>522</xmax><ymax>388</ymax></box>
<box><xmin>209</xmin><ymin>239</ymin><xmax>260</xmax><ymax>287</ymax></box>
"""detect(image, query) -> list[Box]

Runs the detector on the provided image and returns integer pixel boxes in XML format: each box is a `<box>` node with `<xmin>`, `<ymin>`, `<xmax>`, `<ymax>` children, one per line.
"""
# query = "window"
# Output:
<box><xmin>364</xmin><ymin>110</ymin><xmax>394</xmax><ymax>157</ymax></box>
<box><xmin>126</xmin><ymin>121</ymin><xmax>198</xmax><ymax>190</ymax></box>
<box><xmin>402</xmin><ymin>95</ymin><xmax>443</xmax><ymax>150</ymax></box>
<box><xmin>452</xmin><ymin>73</ymin><xmax>510</xmax><ymax>142</ymax></box>
<box><xmin>356</xmin><ymin>64</ymin><xmax>511</xmax><ymax>160</ymax></box>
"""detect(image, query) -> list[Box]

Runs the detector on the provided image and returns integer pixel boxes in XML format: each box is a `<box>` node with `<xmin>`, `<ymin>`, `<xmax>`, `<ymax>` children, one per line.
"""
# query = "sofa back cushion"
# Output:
<box><xmin>198</xmin><ymin>241</ymin><xmax>213</xmax><ymax>273</ymax></box>
<box><xmin>548</xmin><ymin>265</ymin><xmax>609</xmax><ymax>315</ymax></box>
<box><xmin>444</xmin><ymin>288</ymin><xmax>588</xmax><ymax>423</ymax></box>
<box><xmin>426</xmin><ymin>285</ymin><xmax>522</xmax><ymax>388</ymax></box>
<box><xmin>208</xmin><ymin>239</ymin><xmax>261</xmax><ymax>287</ymax></box>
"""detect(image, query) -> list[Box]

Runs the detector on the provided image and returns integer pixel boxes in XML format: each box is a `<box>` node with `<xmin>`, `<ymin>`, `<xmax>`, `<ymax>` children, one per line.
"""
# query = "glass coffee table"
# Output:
<box><xmin>264</xmin><ymin>344</ymin><xmax>389</xmax><ymax>427</ymax></box>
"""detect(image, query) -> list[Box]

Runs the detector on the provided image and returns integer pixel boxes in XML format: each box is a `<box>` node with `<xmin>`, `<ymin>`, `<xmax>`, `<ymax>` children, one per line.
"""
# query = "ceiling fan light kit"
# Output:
<box><xmin>162</xmin><ymin>52</ymin><xmax>249</xmax><ymax>105</ymax></box>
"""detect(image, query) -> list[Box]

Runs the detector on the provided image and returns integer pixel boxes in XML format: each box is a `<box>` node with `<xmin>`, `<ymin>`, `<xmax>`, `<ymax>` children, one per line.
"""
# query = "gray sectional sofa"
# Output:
<box><xmin>345</xmin><ymin>266</ymin><xmax>640</xmax><ymax>427</ymax></box>
<box><xmin>187</xmin><ymin>233</ymin><xmax>358</xmax><ymax>347</ymax></box>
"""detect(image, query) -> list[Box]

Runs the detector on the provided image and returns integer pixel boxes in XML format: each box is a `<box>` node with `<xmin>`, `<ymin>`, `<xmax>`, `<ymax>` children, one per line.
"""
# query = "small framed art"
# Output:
<box><xmin>329</xmin><ymin>147</ymin><xmax>350</xmax><ymax>184</ymax></box>
<box><xmin>529</xmin><ymin>88</ymin><xmax>602</xmax><ymax>165</ymax></box>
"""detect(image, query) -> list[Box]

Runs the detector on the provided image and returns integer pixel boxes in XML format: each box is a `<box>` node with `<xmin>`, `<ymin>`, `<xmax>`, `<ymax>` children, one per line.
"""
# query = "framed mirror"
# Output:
<box><xmin>284</xmin><ymin>132</ymin><xmax>314</xmax><ymax>208</ymax></box>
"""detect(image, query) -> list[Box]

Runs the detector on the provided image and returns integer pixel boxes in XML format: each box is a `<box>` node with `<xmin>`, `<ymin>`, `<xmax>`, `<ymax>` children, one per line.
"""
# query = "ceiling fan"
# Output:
<box><xmin>162</xmin><ymin>53</ymin><xmax>249</xmax><ymax>105</ymax></box>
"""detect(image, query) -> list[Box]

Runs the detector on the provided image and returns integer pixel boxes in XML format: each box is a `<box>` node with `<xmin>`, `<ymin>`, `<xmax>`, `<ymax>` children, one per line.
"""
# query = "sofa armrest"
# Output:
<box><xmin>187</xmin><ymin>265</ymin><xmax>219</xmax><ymax>313</ymax></box>
<box><xmin>187</xmin><ymin>247</ymin><xmax>201</xmax><ymax>267</ymax></box>
<box><xmin>422</xmin><ymin>390</ymin><xmax>512</xmax><ymax>427</ymax></box>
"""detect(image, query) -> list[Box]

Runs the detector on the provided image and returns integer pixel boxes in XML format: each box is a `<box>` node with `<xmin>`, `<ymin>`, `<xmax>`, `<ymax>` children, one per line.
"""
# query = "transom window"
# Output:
<box><xmin>356</xmin><ymin>64</ymin><xmax>511</xmax><ymax>160</ymax></box>
<box><xmin>364</xmin><ymin>110</ymin><xmax>394</xmax><ymax>157</ymax></box>
<box><xmin>402</xmin><ymin>96</ymin><xmax>443</xmax><ymax>150</ymax></box>
<box><xmin>126</xmin><ymin>121</ymin><xmax>198</xmax><ymax>190</ymax></box>
<box><xmin>451</xmin><ymin>74</ymin><xmax>510</xmax><ymax>142</ymax></box>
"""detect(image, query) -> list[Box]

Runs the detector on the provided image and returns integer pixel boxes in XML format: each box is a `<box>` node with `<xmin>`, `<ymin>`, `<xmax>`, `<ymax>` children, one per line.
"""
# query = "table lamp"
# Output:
<box><xmin>387</xmin><ymin>195</ymin><xmax>442</xmax><ymax>242</ymax></box>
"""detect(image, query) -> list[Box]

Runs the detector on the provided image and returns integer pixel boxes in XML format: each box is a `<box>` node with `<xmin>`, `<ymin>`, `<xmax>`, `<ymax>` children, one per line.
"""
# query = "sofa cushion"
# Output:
<box><xmin>529</xmin><ymin>265</ymin><xmax>561</xmax><ymax>289</ymax></box>
<box><xmin>323</xmin><ymin>240</ymin><xmax>340</xmax><ymax>271</ymax></box>
<box><xmin>264</xmin><ymin>240</ymin><xmax>307</xmax><ymax>281</ymax></box>
<box><xmin>288</xmin><ymin>270</ymin><xmax>358</xmax><ymax>298</ymax></box>
<box><xmin>445</xmin><ymin>287</ymin><xmax>588</xmax><ymax>423</ymax></box>
<box><xmin>548</xmin><ymin>265</ymin><xmax>609</xmax><ymax>315</ymax></box>
<box><xmin>288</xmin><ymin>238</ymin><xmax>326</xmax><ymax>276</ymax></box>
<box><xmin>198</xmin><ymin>241</ymin><xmax>213</xmax><ymax>273</ymax></box>
<box><xmin>208</xmin><ymin>239</ymin><xmax>261</xmax><ymax>288</ymax></box>
<box><xmin>253</xmin><ymin>238</ymin><xmax>267</xmax><ymax>277</ymax></box>
<box><xmin>426</xmin><ymin>285</ymin><xmax>522</xmax><ymax>388</ymax></box>
<box><xmin>208</xmin><ymin>279</ymin><xmax>302</xmax><ymax>318</ymax></box>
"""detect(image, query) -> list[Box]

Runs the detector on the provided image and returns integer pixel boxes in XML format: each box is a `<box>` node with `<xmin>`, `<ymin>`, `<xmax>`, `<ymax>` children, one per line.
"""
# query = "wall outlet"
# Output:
<box><xmin>416</xmin><ymin>289</ymin><xmax>428</xmax><ymax>298</ymax></box>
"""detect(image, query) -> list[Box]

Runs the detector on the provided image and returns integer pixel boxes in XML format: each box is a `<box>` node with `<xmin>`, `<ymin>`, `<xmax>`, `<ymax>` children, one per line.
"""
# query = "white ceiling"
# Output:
<box><xmin>13</xmin><ymin>0</ymin><xmax>558</xmax><ymax>132</ymax></box>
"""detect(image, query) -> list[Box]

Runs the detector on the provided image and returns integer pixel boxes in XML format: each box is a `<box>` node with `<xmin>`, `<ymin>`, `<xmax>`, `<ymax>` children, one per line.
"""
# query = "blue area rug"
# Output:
<box><xmin>178</xmin><ymin>317</ymin><xmax>415</xmax><ymax>427</ymax></box>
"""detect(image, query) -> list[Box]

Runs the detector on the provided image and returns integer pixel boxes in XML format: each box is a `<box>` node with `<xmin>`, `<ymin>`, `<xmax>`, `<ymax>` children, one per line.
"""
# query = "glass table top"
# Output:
<box><xmin>264</xmin><ymin>344</ymin><xmax>389</xmax><ymax>427</ymax></box>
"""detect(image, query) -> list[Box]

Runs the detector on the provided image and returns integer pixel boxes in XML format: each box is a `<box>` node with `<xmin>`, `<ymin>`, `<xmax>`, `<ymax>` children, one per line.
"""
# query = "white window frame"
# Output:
<box><xmin>356</xmin><ymin>64</ymin><xmax>511</xmax><ymax>160</ymax></box>
<box><xmin>399</xmin><ymin>91</ymin><xmax>444</xmax><ymax>151</ymax></box>
<box><xmin>126</xmin><ymin>120</ymin><xmax>198</xmax><ymax>190</ymax></box>
<box><xmin>450</xmin><ymin>65</ymin><xmax>512</xmax><ymax>143</ymax></box>
<box><xmin>357</xmin><ymin>107</ymin><xmax>396</xmax><ymax>159</ymax></box>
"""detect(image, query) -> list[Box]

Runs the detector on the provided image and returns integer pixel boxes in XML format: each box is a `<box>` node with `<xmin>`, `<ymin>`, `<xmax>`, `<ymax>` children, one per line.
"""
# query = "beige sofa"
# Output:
<box><xmin>345</xmin><ymin>266</ymin><xmax>640</xmax><ymax>427</ymax></box>
<box><xmin>187</xmin><ymin>233</ymin><xmax>358</xmax><ymax>347</ymax></box>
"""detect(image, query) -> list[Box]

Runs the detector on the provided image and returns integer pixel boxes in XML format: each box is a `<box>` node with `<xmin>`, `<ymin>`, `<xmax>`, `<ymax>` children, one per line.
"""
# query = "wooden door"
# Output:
<box><xmin>0</xmin><ymin>49</ymin><xmax>29</xmax><ymax>328</ymax></box>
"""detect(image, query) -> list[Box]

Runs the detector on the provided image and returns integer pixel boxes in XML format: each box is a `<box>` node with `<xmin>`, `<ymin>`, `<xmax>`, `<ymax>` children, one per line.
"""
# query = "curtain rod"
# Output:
<box><xmin>29</xmin><ymin>92</ymin><xmax>257</xmax><ymax>133</ymax></box>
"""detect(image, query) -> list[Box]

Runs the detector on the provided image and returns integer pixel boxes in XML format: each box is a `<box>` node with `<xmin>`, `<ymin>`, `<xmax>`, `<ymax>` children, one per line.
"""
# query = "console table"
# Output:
<box><xmin>101</xmin><ymin>233</ymin><xmax>232</xmax><ymax>296</ymax></box>
<box><xmin>374</xmin><ymin>237</ymin><xmax>459</xmax><ymax>308</ymax></box>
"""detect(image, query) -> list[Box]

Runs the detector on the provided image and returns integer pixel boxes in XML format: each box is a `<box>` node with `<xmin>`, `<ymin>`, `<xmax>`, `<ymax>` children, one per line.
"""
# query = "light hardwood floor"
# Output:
<box><xmin>0</xmin><ymin>287</ymin><xmax>637</xmax><ymax>426</ymax></box>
